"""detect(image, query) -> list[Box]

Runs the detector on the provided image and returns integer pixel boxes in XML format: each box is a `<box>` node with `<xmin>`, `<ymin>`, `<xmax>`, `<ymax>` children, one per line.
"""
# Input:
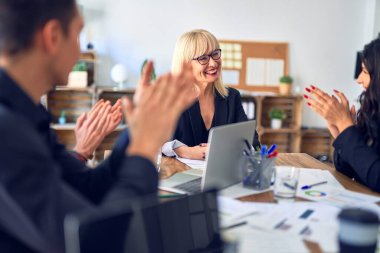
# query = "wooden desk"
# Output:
<box><xmin>160</xmin><ymin>153</ymin><xmax>380</xmax><ymax>253</ymax></box>
<box><xmin>160</xmin><ymin>153</ymin><xmax>380</xmax><ymax>198</ymax></box>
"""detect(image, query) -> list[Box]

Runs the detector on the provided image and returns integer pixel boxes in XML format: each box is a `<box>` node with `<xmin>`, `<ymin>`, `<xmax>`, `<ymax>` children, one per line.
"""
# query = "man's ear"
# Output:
<box><xmin>40</xmin><ymin>20</ymin><xmax>64</xmax><ymax>55</ymax></box>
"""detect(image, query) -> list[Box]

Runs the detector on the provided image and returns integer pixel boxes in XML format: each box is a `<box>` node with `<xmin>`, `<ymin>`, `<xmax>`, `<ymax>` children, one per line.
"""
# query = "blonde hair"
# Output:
<box><xmin>171</xmin><ymin>29</ymin><xmax>228</xmax><ymax>97</ymax></box>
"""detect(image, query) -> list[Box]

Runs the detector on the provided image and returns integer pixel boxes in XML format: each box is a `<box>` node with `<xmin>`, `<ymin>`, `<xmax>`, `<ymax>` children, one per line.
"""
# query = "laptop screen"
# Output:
<box><xmin>65</xmin><ymin>190</ymin><xmax>222</xmax><ymax>253</ymax></box>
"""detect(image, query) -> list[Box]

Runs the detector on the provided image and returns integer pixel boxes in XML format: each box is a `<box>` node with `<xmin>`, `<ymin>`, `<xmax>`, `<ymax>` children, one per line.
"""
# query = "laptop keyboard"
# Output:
<box><xmin>175</xmin><ymin>178</ymin><xmax>202</xmax><ymax>194</ymax></box>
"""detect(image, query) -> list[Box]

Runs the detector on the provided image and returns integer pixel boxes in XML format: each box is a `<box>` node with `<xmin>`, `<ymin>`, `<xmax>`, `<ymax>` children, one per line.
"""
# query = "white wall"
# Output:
<box><xmin>78</xmin><ymin>0</ymin><xmax>375</xmax><ymax>127</ymax></box>
<box><xmin>374</xmin><ymin>0</ymin><xmax>380</xmax><ymax>37</ymax></box>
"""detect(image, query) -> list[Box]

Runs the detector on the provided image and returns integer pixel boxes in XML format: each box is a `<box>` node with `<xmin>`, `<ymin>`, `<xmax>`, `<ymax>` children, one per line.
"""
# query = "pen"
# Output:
<box><xmin>243</xmin><ymin>149</ymin><xmax>252</xmax><ymax>157</ymax></box>
<box><xmin>267</xmin><ymin>144</ymin><xmax>277</xmax><ymax>155</ymax></box>
<box><xmin>267</xmin><ymin>150</ymin><xmax>278</xmax><ymax>158</ymax></box>
<box><xmin>261</xmin><ymin>145</ymin><xmax>267</xmax><ymax>156</ymax></box>
<box><xmin>221</xmin><ymin>221</ymin><xmax>248</xmax><ymax>230</ymax></box>
<box><xmin>244</xmin><ymin>139</ymin><xmax>253</xmax><ymax>154</ymax></box>
<box><xmin>301</xmin><ymin>181</ymin><xmax>328</xmax><ymax>190</ymax></box>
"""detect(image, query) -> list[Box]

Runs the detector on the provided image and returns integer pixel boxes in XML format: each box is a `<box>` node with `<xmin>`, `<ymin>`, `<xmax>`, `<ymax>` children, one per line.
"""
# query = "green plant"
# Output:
<box><xmin>141</xmin><ymin>59</ymin><xmax>156</xmax><ymax>81</ymax></box>
<box><xmin>269</xmin><ymin>108</ymin><xmax>286</xmax><ymax>120</ymax></box>
<box><xmin>279</xmin><ymin>75</ymin><xmax>293</xmax><ymax>84</ymax></box>
<box><xmin>72</xmin><ymin>61</ymin><xmax>87</xmax><ymax>72</ymax></box>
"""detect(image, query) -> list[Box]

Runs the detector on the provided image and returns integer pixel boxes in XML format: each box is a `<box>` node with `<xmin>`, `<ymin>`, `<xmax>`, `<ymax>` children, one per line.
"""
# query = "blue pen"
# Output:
<box><xmin>261</xmin><ymin>145</ymin><xmax>267</xmax><ymax>156</ymax></box>
<box><xmin>301</xmin><ymin>181</ymin><xmax>327</xmax><ymax>190</ymax></box>
<box><xmin>267</xmin><ymin>144</ymin><xmax>277</xmax><ymax>155</ymax></box>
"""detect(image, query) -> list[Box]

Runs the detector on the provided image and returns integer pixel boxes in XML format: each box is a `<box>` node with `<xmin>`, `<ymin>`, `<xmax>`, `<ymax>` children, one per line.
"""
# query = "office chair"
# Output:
<box><xmin>64</xmin><ymin>189</ymin><xmax>223</xmax><ymax>253</ymax></box>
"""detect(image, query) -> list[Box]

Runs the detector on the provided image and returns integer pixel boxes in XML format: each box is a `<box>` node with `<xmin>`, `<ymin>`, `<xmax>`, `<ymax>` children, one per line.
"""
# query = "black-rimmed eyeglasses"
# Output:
<box><xmin>192</xmin><ymin>49</ymin><xmax>222</xmax><ymax>65</ymax></box>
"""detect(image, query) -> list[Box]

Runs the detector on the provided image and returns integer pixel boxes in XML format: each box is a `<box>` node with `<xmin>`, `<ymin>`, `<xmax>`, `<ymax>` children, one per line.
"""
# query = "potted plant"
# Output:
<box><xmin>269</xmin><ymin>108</ymin><xmax>286</xmax><ymax>129</ymax></box>
<box><xmin>279</xmin><ymin>75</ymin><xmax>293</xmax><ymax>95</ymax></box>
<box><xmin>58</xmin><ymin>110</ymin><xmax>66</xmax><ymax>125</ymax></box>
<box><xmin>68</xmin><ymin>61</ymin><xmax>88</xmax><ymax>88</ymax></box>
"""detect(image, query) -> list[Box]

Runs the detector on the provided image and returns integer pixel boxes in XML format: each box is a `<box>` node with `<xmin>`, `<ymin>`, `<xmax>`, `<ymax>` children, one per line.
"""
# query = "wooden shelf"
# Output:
<box><xmin>261</xmin><ymin>128</ymin><xmax>299</xmax><ymax>134</ymax></box>
<box><xmin>301</xmin><ymin>128</ymin><xmax>333</xmax><ymax>162</ymax></box>
<box><xmin>48</xmin><ymin>88</ymin><xmax>306</xmax><ymax>159</ymax></box>
<box><xmin>51</xmin><ymin>123</ymin><xmax>76</xmax><ymax>130</ymax></box>
<box><xmin>240</xmin><ymin>93</ymin><xmax>303</xmax><ymax>153</ymax></box>
<box><xmin>47</xmin><ymin>86</ymin><xmax>132</xmax><ymax>161</ymax></box>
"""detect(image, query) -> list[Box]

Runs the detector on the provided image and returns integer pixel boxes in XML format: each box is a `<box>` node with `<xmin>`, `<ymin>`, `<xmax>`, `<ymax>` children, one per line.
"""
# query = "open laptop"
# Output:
<box><xmin>64</xmin><ymin>205</ymin><xmax>134</xmax><ymax>253</ymax></box>
<box><xmin>159</xmin><ymin>120</ymin><xmax>256</xmax><ymax>194</ymax></box>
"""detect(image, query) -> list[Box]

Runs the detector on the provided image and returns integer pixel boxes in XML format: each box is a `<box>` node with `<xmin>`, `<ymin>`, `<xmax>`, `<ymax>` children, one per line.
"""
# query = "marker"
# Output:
<box><xmin>301</xmin><ymin>181</ymin><xmax>328</xmax><ymax>190</ymax></box>
<box><xmin>267</xmin><ymin>150</ymin><xmax>278</xmax><ymax>158</ymax></box>
<box><xmin>267</xmin><ymin>144</ymin><xmax>277</xmax><ymax>155</ymax></box>
<box><xmin>261</xmin><ymin>145</ymin><xmax>267</xmax><ymax>156</ymax></box>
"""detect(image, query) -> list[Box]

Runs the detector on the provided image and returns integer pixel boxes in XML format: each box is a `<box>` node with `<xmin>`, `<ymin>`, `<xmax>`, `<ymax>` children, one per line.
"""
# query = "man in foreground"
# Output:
<box><xmin>0</xmin><ymin>0</ymin><xmax>196</xmax><ymax>252</ymax></box>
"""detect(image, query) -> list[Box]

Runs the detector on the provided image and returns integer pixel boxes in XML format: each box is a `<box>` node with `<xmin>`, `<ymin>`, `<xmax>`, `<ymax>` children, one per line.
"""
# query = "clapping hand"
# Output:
<box><xmin>304</xmin><ymin>85</ymin><xmax>354</xmax><ymax>138</ymax></box>
<box><xmin>122</xmin><ymin>61</ymin><xmax>198</xmax><ymax>163</ymax></box>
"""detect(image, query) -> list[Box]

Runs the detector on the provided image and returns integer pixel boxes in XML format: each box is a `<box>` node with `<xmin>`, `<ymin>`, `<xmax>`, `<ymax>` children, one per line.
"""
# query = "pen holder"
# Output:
<box><xmin>242</xmin><ymin>151</ymin><xmax>275</xmax><ymax>190</ymax></box>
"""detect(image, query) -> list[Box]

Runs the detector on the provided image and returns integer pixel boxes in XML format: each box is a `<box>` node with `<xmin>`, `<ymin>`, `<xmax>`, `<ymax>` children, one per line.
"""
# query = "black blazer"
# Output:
<box><xmin>172</xmin><ymin>87</ymin><xmax>260</xmax><ymax>148</ymax></box>
<box><xmin>0</xmin><ymin>69</ymin><xmax>158</xmax><ymax>252</ymax></box>
<box><xmin>333</xmin><ymin>125</ymin><xmax>380</xmax><ymax>192</ymax></box>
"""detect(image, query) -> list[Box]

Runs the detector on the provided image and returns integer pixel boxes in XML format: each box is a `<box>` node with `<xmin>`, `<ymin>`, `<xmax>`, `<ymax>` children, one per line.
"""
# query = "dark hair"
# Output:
<box><xmin>357</xmin><ymin>38</ymin><xmax>380</xmax><ymax>143</ymax></box>
<box><xmin>0</xmin><ymin>0</ymin><xmax>76</xmax><ymax>55</ymax></box>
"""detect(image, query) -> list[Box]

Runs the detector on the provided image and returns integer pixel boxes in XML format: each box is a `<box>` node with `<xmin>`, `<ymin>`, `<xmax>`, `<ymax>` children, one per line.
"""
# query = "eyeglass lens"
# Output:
<box><xmin>197</xmin><ymin>49</ymin><xmax>221</xmax><ymax>64</ymax></box>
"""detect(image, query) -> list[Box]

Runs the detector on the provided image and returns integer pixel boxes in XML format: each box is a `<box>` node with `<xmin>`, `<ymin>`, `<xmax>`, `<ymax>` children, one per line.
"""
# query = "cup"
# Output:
<box><xmin>242</xmin><ymin>151</ymin><xmax>275</xmax><ymax>190</ymax></box>
<box><xmin>273</xmin><ymin>166</ymin><xmax>299</xmax><ymax>201</ymax></box>
<box><xmin>338</xmin><ymin>208</ymin><xmax>379</xmax><ymax>253</ymax></box>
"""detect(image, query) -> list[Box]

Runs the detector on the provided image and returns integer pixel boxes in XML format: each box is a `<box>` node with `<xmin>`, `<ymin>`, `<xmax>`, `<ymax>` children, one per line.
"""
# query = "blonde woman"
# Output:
<box><xmin>162</xmin><ymin>29</ymin><xmax>260</xmax><ymax>160</ymax></box>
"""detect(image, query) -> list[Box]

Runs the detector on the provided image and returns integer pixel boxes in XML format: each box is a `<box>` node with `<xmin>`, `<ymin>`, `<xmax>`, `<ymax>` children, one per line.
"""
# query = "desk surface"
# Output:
<box><xmin>160</xmin><ymin>153</ymin><xmax>380</xmax><ymax>253</ymax></box>
<box><xmin>160</xmin><ymin>153</ymin><xmax>380</xmax><ymax>198</ymax></box>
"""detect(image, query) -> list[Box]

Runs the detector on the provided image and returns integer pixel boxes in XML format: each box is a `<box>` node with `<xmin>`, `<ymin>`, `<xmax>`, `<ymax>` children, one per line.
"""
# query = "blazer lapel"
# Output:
<box><xmin>213</xmin><ymin>91</ymin><xmax>228</xmax><ymax>127</ymax></box>
<box><xmin>188</xmin><ymin>101</ymin><xmax>204</xmax><ymax>145</ymax></box>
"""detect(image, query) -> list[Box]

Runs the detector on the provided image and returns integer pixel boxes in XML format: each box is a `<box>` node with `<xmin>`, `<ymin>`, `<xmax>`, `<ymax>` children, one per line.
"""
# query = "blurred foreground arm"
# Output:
<box><xmin>123</xmin><ymin>61</ymin><xmax>197</xmax><ymax>163</ymax></box>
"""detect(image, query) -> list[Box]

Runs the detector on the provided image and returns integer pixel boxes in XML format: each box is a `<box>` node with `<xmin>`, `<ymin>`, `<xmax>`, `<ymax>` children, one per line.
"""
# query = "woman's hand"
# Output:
<box><xmin>174</xmin><ymin>143</ymin><xmax>208</xmax><ymax>160</ymax></box>
<box><xmin>327</xmin><ymin>123</ymin><xmax>340</xmax><ymax>139</ymax></box>
<box><xmin>304</xmin><ymin>85</ymin><xmax>354</xmax><ymax>135</ymax></box>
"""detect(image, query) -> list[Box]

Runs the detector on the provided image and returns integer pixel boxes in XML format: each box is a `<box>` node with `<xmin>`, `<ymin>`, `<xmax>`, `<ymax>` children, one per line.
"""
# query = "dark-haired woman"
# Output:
<box><xmin>304</xmin><ymin>38</ymin><xmax>380</xmax><ymax>192</ymax></box>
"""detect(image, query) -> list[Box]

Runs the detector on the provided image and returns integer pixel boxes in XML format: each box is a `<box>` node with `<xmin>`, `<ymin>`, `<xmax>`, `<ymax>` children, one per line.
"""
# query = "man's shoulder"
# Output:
<box><xmin>0</xmin><ymin>104</ymin><xmax>33</xmax><ymax>135</ymax></box>
<box><xmin>0</xmin><ymin>104</ymin><xmax>21</xmax><ymax>122</ymax></box>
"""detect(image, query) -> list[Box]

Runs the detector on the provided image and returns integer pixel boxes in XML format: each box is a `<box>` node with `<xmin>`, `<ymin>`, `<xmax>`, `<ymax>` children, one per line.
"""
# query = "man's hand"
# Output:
<box><xmin>123</xmin><ymin>62</ymin><xmax>197</xmax><ymax>163</ymax></box>
<box><xmin>105</xmin><ymin>99</ymin><xmax>122</xmax><ymax>135</ymax></box>
<box><xmin>133</xmin><ymin>60</ymin><xmax>154</xmax><ymax>106</ymax></box>
<box><xmin>73</xmin><ymin>100</ymin><xmax>116</xmax><ymax>159</ymax></box>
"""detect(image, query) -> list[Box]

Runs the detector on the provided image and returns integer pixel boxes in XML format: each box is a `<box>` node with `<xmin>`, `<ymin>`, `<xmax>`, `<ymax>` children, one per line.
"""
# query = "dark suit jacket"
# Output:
<box><xmin>0</xmin><ymin>69</ymin><xmax>158</xmax><ymax>252</ymax></box>
<box><xmin>173</xmin><ymin>87</ymin><xmax>260</xmax><ymax>148</ymax></box>
<box><xmin>333</xmin><ymin>125</ymin><xmax>380</xmax><ymax>192</ymax></box>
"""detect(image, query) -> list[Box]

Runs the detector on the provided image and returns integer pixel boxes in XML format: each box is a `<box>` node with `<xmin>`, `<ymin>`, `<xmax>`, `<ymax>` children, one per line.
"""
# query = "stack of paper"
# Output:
<box><xmin>296</xmin><ymin>169</ymin><xmax>380</xmax><ymax>209</ymax></box>
<box><xmin>176</xmin><ymin>157</ymin><xmax>206</xmax><ymax>170</ymax></box>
